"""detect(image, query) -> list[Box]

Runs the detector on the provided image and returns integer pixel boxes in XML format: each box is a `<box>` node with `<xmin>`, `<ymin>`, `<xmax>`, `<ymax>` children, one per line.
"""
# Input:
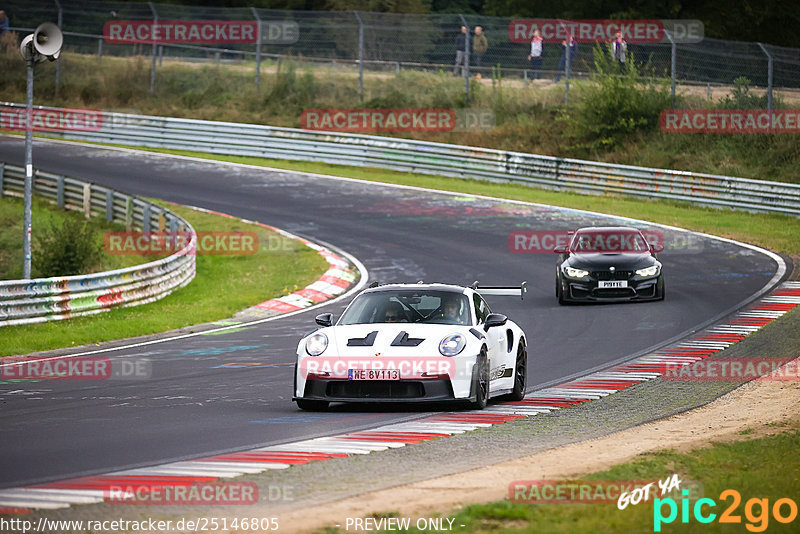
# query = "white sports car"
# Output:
<box><xmin>293</xmin><ymin>282</ymin><xmax>528</xmax><ymax>411</ymax></box>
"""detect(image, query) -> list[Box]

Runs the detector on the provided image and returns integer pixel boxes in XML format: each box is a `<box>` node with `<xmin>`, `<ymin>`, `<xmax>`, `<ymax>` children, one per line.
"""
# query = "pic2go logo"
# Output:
<box><xmin>654</xmin><ymin>489</ymin><xmax>798</xmax><ymax>532</ymax></box>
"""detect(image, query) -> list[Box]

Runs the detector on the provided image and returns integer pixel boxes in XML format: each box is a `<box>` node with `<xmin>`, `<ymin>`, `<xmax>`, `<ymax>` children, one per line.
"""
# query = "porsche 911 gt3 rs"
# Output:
<box><xmin>293</xmin><ymin>282</ymin><xmax>527</xmax><ymax>411</ymax></box>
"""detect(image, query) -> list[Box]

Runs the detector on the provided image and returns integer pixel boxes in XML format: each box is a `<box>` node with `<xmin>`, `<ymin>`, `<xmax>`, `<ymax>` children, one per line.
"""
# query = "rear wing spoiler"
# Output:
<box><xmin>471</xmin><ymin>281</ymin><xmax>527</xmax><ymax>300</ymax></box>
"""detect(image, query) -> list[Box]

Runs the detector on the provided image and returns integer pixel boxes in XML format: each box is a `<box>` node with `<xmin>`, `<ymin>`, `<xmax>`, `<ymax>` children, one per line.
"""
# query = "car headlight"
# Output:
<box><xmin>635</xmin><ymin>265</ymin><xmax>660</xmax><ymax>277</ymax></box>
<box><xmin>305</xmin><ymin>332</ymin><xmax>328</xmax><ymax>356</ymax></box>
<box><xmin>564</xmin><ymin>266</ymin><xmax>589</xmax><ymax>279</ymax></box>
<box><xmin>439</xmin><ymin>333</ymin><xmax>466</xmax><ymax>357</ymax></box>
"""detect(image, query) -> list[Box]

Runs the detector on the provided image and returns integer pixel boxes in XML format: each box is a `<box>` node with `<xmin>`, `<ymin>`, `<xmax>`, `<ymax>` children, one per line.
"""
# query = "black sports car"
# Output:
<box><xmin>554</xmin><ymin>226</ymin><xmax>664</xmax><ymax>304</ymax></box>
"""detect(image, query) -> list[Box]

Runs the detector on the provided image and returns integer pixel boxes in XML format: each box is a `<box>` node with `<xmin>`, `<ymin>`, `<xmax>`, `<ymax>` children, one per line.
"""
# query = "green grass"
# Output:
<box><xmin>0</xmin><ymin>195</ymin><xmax>162</xmax><ymax>280</ymax></box>
<box><xmin>444</xmin><ymin>428</ymin><xmax>800</xmax><ymax>533</ymax></box>
<box><xmin>129</xmin><ymin>148</ymin><xmax>800</xmax><ymax>256</ymax></box>
<box><xmin>0</xmin><ymin>201</ymin><xmax>328</xmax><ymax>357</ymax></box>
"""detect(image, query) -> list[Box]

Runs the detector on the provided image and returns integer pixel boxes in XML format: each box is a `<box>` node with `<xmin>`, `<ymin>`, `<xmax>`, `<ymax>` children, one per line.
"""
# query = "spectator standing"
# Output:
<box><xmin>611</xmin><ymin>30</ymin><xmax>627</xmax><ymax>65</ymax></box>
<box><xmin>453</xmin><ymin>25</ymin><xmax>467</xmax><ymax>76</ymax></box>
<box><xmin>527</xmin><ymin>29</ymin><xmax>543</xmax><ymax>79</ymax></box>
<box><xmin>472</xmin><ymin>26</ymin><xmax>487</xmax><ymax>68</ymax></box>
<box><xmin>554</xmin><ymin>34</ymin><xmax>577</xmax><ymax>82</ymax></box>
<box><xmin>0</xmin><ymin>11</ymin><xmax>10</xmax><ymax>36</ymax></box>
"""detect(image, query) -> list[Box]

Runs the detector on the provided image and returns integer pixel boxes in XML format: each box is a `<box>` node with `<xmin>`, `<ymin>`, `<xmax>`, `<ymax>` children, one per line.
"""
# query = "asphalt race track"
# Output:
<box><xmin>0</xmin><ymin>136</ymin><xmax>782</xmax><ymax>488</ymax></box>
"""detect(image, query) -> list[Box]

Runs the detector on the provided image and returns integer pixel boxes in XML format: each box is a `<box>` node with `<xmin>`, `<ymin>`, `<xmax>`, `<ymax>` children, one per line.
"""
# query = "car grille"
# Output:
<box><xmin>592</xmin><ymin>270</ymin><xmax>632</xmax><ymax>281</ymax></box>
<box><xmin>327</xmin><ymin>380</ymin><xmax>425</xmax><ymax>399</ymax></box>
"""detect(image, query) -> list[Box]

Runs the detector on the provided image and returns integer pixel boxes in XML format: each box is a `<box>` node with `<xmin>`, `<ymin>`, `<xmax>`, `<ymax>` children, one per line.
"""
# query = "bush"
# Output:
<box><xmin>34</xmin><ymin>215</ymin><xmax>103</xmax><ymax>277</ymax></box>
<box><xmin>563</xmin><ymin>45</ymin><xmax>672</xmax><ymax>153</ymax></box>
<box><xmin>717</xmin><ymin>76</ymin><xmax>777</xmax><ymax>109</ymax></box>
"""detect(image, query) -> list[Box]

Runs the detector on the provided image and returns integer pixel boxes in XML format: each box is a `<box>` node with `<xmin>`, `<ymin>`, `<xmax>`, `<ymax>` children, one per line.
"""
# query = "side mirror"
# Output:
<box><xmin>484</xmin><ymin>313</ymin><xmax>507</xmax><ymax>331</ymax></box>
<box><xmin>650</xmin><ymin>243</ymin><xmax>664</xmax><ymax>254</ymax></box>
<box><xmin>553</xmin><ymin>245</ymin><xmax>568</xmax><ymax>254</ymax></box>
<box><xmin>315</xmin><ymin>313</ymin><xmax>333</xmax><ymax>327</ymax></box>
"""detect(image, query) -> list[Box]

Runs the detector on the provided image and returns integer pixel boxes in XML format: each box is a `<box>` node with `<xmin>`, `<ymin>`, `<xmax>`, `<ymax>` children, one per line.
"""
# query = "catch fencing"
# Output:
<box><xmin>0</xmin><ymin>161</ymin><xmax>196</xmax><ymax>327</ymax></box>
<box><xmin>2</xmin><ymin>103</ymin><xmax>797</xmax><ymax>217</ymax></box>
<box><xmin>3</xmin><ymin>0</ymin><xmax>800</xmax><ymax>104</ymax></box>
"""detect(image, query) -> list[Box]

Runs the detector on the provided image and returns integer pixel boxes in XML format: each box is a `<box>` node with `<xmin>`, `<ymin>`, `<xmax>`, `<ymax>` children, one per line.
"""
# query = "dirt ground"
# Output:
<box><xmin>276</xmin><ymin>362</ymin><xmax>800</xmax><ymax>533</ymax></box>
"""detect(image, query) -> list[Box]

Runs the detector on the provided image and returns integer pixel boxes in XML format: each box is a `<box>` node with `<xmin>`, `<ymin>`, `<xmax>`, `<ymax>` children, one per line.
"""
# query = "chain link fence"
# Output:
<box><xmin>3</xmin><ymin>0</ymin><xmax>800</xmax><ymax>106</ymax></box>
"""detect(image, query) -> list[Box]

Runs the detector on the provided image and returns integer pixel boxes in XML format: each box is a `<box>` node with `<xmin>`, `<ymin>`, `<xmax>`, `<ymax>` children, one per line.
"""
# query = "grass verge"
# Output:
<box><xmin>130</xmin><ymin>147</ymin><xmax>800</xmax><ymax>255</ymax></box>
<box><xmin>0</xmin><ymin>200</ymin><xmax>328</xmax><ymax>357</ymax></box>
<box><xmin>447</xmin><ymin>425</ymin><xmax>800</xmax><ymax>533</ymax></box>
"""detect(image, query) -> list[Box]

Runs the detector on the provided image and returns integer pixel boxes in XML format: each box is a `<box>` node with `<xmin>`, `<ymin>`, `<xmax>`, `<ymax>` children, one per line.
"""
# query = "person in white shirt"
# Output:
<box><xmin>611</xmin><ymin>30</ymin><xmax>627</xmax><ymax>65</ymax></box>
<box><xmin>527</xmin><ymin>29</ymin><xmax>543</xmax><ymax>79</ymax></box>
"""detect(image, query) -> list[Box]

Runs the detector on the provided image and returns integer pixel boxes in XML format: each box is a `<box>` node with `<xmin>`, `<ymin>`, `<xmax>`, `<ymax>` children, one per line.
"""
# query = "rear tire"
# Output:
<box><xmin>296</xmin><ymin>399</ymin><xmax>329</xmax><ymax>411</ymax></box>
<box><xmin>468</xmin><ymin>350</ymin><xmax>489</xmax><ymax>410</ymax></box>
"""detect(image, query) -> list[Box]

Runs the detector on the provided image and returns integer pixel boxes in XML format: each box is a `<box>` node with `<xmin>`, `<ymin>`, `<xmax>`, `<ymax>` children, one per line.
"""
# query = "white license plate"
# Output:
<box><xmin>348</xmin><ymin>369</ymin><xmax>400</xmax><ymax>380</ymax></box>
<box><xmin>598</xmin><ymin>280</ymin><xmax>628</xmax><ymax>289</ymax></box>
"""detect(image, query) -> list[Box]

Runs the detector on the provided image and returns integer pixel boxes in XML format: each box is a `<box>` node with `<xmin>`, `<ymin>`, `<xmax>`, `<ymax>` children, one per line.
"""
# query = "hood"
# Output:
<box><xmin>324</xmin><ymin>323</ymin><xmax>472</xmax><ymax>357</ymax></box>
<box><xmin>566</xmin><ymin>252</ymin><xmax>655</xmax><ymax>270</ymax></box>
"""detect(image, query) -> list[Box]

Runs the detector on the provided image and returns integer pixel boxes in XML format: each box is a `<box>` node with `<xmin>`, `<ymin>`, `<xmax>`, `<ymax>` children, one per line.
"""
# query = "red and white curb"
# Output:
<box><xmin>252</xmin><ymin>232</ymin><xmax>356</xmax><ymax>313</ymax></box>
<box><xmin>2</xmin><ymin>281</ymin><xmax>797</xmax><ymax>513</ymax></box>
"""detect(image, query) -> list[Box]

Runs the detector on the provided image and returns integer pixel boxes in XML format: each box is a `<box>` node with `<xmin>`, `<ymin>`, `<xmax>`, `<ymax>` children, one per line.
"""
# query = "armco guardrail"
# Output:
<box><xmin>2</xmin><ymin>103</ymin><xmax>800</xmax><ymax>216</ymax></box>
<box><xmin>0</xmin><ymin>161</ymin><xmax>196</xmax><ymax>327</ymax></box>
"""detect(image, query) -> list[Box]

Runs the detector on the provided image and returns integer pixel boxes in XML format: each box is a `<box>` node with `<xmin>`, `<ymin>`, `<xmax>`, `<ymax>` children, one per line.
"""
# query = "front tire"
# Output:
<box><xmin>557</xmin><ymin>277</ymin><xmax>567</xmax><ymax>305</ymax></box>
<box><xmin>508</xmin><ymin>342</ymin><xmax>527</xmax><ymax>401</ymax></box>
<box><xmin>296</xmin><ymin>399</ymin><xmax>329</xmax><ymax>411</ymax></box>
<box><xmin>657</xmin><ymin>276</ymin><xmax>665</xmax><ymax>301</ymax></box>
<box><xmin>468</xmin><ymin>349</ymin><xmax>489</xmax><ymax>410</ymax></box>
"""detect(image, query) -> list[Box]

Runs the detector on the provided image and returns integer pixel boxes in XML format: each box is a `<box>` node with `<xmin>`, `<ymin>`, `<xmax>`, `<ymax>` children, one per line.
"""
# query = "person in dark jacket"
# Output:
<box><xmin>554</xmin><ymin>34</ymin><xmax>577</xmax><ymax>82</ymax></box>
<box><xmin>0</xmin><ymin>11</ymin><xmax>10</xmax><ymax>36</ymax></box>
<box><xmin>453</xmin><ymin>25</ymin><xmax>467</xmax><ymax>76</ymax></box>
<box><xmin>472</xmin><ymin>26</ymin><xmax>488</xmax><ymax>68</ymax></box>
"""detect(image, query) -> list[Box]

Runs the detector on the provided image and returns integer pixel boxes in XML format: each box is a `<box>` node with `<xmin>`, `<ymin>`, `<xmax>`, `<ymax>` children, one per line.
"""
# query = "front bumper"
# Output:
<box><xmin>294</xmin><ymin>378</ymin><xmax>457</xmax><ymax>403</ymax></box>
<box><xmin>561</xmin><ymin>276</ymin><xmax>662</xmax><ymax>302</ymax></box>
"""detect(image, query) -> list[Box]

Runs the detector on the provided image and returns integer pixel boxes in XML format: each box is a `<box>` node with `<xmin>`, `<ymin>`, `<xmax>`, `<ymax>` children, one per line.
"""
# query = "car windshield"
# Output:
<box><xmin>339</xmin><ymin>290</ymin><xmax>471</xmax><ymax>326</ymax></box>
<box><xmin>570</xmin><ymin>230</ymin><xmax>650</xmax><ymax>253</ymax></box>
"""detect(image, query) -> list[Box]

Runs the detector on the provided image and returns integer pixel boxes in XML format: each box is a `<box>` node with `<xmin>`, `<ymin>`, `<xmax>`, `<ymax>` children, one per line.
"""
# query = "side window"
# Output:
<box><xmin>473</xmin><ymin>294</ymin><xmax>490</xmax><ymax>324</ymax></box>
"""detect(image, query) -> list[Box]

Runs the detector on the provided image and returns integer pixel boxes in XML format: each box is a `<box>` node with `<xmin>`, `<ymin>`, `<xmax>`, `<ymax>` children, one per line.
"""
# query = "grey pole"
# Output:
<box><xmin>251</xmin><ymin>7</ymin><xmax>262</xmax><ymax>90</ymax></box>
<box><xmin>757</xmin><ymin>43</ymin><xmax>773</xmax><ymax>113</ymax></box>
<box><xmin>459</xmin><ymin>14</ymin><xmax>470</xmax><ymax>103</ymax></box>
<box><xmin>665</xmin><ymin>30</ymin><xmax>676</xmax><ymax>106</ymax></box>
<box><xmin>54</xmin><ymin>0</ymin><xmax>62</xmax><ymax>97</ymax></box>
<box><xmin>564</xmin><ymin>38</ymin><xmax>572</xmax><ymax>107</ymax></box>
<box><xmin>148</xmin><ymin>2</ymin><xmax>158</xmax><ymax>93</ymax></box>
<box><xmin>354</xmin><ymin>11</ymin><xmax>364</xmax><ymax>97</ymax></box>
<box><xmin>23</xmin><ymin>54</ymin><xmax>34</xmax><ymax>279</ymax></box>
